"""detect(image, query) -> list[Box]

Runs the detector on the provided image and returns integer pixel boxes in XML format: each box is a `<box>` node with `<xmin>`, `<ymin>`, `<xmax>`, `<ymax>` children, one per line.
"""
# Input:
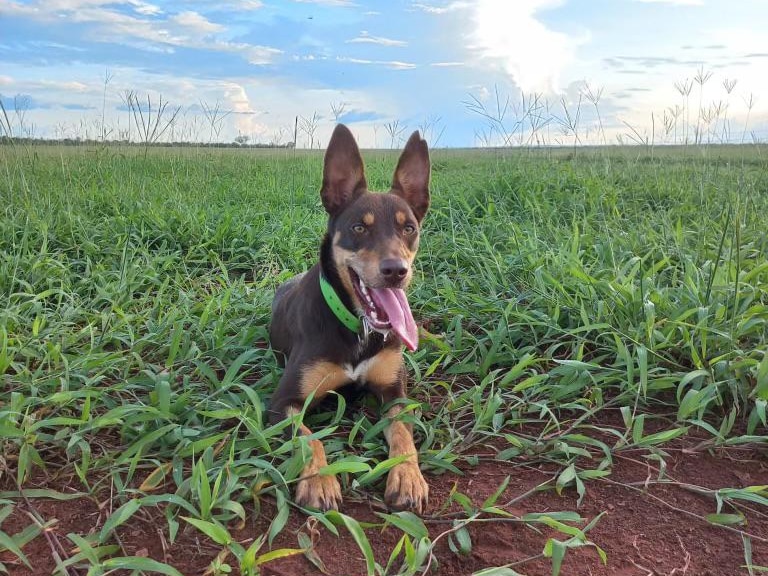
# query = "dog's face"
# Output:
<box><xmin>320</xmin><ymin>125</ymin><xmax>430</xmax><ymax>350</ymax></box>
<box><xmin>331</xmin><ymin>192</ymin><xmax>420</xmax><ymax>290</ymax></box>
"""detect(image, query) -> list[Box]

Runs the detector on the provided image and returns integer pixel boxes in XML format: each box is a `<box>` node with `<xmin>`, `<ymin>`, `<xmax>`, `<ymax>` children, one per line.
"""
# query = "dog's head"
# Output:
<box><xmin>320</xmin><ymin>124</ymin><xmax>430</xmax><ymax>351</ymax></box>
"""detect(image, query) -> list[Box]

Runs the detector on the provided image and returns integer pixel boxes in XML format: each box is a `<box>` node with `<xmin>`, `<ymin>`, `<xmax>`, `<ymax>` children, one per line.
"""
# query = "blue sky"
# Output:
<box><xmin>1</xmin><ymin>0</ymin><xmax>767</xmax><ymax>147</ymax></box>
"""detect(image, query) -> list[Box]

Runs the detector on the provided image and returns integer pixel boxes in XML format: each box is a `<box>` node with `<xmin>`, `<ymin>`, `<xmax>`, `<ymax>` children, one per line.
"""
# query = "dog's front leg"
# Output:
<box><xmin>270</xmin><ymin>362</ymin><xmax>345</xmax><ymax>511</ymax></box>
<box><xmin>293</xmin><ymin>419</ymin><xmax>342</xmax><ymax>511</ymax></box>
<box><xmin>378</xmin><ymin>379</ymin><xmax>429</xmax><ymax>514</ymax></box>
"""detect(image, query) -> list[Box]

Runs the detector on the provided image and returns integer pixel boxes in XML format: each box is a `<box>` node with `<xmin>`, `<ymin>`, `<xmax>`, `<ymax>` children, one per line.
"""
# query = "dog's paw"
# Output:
<box><xmin>295</xmin><ymin>473</ymin><xmax>342</xmax><ymax>511</ymax></box>
<box><xmin>385</xmin><ymin>462</ymin><xmax>428</xmax><ymax>514</ymax></box>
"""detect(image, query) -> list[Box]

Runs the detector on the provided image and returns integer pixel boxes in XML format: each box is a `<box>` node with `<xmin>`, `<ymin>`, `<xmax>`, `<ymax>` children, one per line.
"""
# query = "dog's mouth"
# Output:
<box><xmin>348</xmin><ymin>268</ymin><xmax>418</xmax><ymax>351</ymax></box>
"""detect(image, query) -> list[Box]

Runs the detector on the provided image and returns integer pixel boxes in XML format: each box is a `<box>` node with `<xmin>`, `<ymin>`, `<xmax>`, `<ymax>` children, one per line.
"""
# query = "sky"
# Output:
<box><xmin>1</xmin><ymin>0</ymin><xmax>767</xmax><ymax>147</ymax></box>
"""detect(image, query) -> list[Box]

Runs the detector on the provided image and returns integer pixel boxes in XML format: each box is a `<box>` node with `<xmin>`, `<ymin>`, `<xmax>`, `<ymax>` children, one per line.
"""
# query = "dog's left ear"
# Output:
<box><xmin>391</xmin><ymin>131</ymin><xmax>430</xmax><ymax>222</ymax></box>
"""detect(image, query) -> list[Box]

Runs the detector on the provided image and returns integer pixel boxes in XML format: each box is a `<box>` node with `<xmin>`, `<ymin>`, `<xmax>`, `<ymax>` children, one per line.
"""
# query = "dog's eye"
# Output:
<box><xmin>403</xmin><ymin>224</ymin><xmax>416</xmax><ymax>235</ymax></box>
<box><xmin>351</xmin><ymin>224</ymin><xmax>366</xmax><ymax>234</ymax></box>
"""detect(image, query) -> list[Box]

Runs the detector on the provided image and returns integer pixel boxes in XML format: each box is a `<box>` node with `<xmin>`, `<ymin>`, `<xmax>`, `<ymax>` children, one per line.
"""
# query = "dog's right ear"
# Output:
<box><xmin>321</xmin><ymin>124</ymin><xmax>367</xmax><ymax>216</ymax></box>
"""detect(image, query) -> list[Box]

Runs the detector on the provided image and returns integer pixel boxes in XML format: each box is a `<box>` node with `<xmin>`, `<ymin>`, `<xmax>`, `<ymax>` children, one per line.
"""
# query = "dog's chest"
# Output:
<box><xmin>300</xmin><ymin>346</ymin><xmax>400</xmax><ymax>399</ymax></box>
<box><xmin>343</xmin><ymin>357</ymin><xmax>377</xmax><ymax>383</ymax></box>
<box><xmin>299</xmin><ymin>346</ymin><xmax>403</xmax><ymax>399</ymax></box>
<box><xmin>343</xmin><ymin>346</ymin><xmax>402</xmax><ymax>389</ymax></box>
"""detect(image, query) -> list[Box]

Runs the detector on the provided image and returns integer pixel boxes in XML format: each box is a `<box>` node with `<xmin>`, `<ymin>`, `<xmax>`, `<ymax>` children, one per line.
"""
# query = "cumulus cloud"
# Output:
<box><xmin>220</xmin><ymin>82</ymin><xmax>267</xmax><ymax>136</ymax></box>
<box><xmin>467</xmin><ymin>0</ymin><xmax>589</xmax><ymax>93</ymax></box>
<box><xmin>195</xmin><ymin>76</ymin><xmax>396</xmax><ymax>146</ymax></box>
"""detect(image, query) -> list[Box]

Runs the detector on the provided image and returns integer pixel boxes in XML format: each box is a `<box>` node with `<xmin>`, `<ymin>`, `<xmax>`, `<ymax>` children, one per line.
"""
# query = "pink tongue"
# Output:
<box><xmin>369</xmin><ymin>288</ymin><xmax>419</xmax><ymax>351</ymax></box>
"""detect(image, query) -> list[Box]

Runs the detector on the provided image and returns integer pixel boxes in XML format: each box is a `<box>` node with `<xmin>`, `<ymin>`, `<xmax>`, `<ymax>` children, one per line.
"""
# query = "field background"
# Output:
<box><xmin>1</xmin><ymin>142</ymin><xmax>767</xmax><ymax>575</ymax></box>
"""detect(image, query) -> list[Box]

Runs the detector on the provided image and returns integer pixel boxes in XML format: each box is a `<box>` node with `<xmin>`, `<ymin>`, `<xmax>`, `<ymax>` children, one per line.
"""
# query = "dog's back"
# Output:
<box><xmin>269</xmin><ymin>271</ymin><xmax>307</xmax><ymax>363</ymax></box>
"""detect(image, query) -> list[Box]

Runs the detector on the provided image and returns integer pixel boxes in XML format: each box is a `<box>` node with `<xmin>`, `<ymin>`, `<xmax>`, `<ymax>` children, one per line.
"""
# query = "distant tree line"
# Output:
<box><xmin>0</xmin><ymin>136</ymin><xmax>296</xmax><ymax>148</ymax></box>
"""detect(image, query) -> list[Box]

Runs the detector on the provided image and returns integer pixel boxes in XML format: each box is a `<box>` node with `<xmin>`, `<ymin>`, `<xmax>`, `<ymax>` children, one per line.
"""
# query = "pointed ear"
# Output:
<box><xmin>391</xmin><ymin>130</ymin><xmax>430</xmax><ymax>222</ymax></box>
<box><xmin>321</xmin><ymin>124</ymin><xmax>367</xmax><ymax>216</ymax></box>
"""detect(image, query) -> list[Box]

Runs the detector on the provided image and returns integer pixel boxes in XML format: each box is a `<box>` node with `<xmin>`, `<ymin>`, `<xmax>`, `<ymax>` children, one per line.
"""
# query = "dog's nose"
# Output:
<box><xmin>380</xmin><ymin>258</ymin><xmax>409</xmax><ymax>280</ymax></box>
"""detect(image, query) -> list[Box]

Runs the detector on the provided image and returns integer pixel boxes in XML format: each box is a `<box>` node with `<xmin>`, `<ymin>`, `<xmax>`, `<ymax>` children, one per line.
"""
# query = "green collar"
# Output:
<box><xmin>319</xmin><ymin>273</ymin><xmax>361</xmax><ymax>333</ymax></box>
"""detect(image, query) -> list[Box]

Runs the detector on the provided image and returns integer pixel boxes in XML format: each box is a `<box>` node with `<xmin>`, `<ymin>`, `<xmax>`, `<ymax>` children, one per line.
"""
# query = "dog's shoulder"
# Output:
<box><xmin>272</xmin><ymin>271</ymin><xmax>308</xmax><ymax>312</ymax></box>
<box><xmin>270</xmin><ymin>267</ymin><xmax>322</xmax><ymax>358</ymax></box>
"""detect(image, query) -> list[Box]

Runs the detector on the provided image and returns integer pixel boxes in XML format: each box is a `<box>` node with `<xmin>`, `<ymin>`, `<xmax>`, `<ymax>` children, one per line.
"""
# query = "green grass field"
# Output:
<box><xmin>1</xmin><ymin>143</ymin><xmax>767</xmax><ymax>574</ymax></box>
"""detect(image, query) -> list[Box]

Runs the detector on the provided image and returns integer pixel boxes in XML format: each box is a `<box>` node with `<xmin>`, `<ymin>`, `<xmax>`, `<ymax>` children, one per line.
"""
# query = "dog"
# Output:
<box><xmin>269</xmin><ymin>124</ymin><xmax>430</xmax><ymax>513</ymax></box>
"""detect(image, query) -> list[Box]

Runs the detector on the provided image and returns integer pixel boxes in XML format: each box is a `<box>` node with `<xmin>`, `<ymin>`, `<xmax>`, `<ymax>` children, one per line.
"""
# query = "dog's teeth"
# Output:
<box><xmin>371</xmin><ymin>311</ymin><xmax>378</xmax><ymax>320</ymax></box>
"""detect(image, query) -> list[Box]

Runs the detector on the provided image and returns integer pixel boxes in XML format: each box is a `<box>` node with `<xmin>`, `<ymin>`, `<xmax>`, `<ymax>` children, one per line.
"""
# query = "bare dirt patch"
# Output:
<box><xmin>3</xmin><ymin>431</ymin><xmax>766</xmax><ymax>576</ymax></box>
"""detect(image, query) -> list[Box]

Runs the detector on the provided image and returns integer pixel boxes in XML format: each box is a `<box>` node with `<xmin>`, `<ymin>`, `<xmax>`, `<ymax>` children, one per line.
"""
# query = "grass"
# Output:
<box><xmin>0</xmin><ymin>142</ymin><xmax>767</xmax><ymax>575</ymax></box>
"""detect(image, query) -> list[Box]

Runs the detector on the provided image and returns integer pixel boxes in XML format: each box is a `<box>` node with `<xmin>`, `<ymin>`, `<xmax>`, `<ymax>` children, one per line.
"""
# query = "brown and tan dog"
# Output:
<box><xmin>269</xmin><ymin>124</ymin><xmax>430</xmax><ymax>513</ymax></box>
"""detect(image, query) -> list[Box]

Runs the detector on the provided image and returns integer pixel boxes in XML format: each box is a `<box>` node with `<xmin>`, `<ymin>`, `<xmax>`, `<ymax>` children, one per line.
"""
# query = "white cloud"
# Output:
<box><xmin>164</xmin><ymin>74</ymin><xmax>396</xmax><ymax>146</ymax></box>
<box><xmin>223</xmin><ymin>83</ymin><xmax>254</xmax><ymax>114</ymax></box>
<box><xmin>291</xmin><ymin>54</ymin><xmax>322</xmax><ymax>61</ymax></box>
<box><xmin>2</xmin><ymin>0</ymin><xmax>130</xmax><ymax>12</ymax></box>
<box><xmin>635</xmin><ymin>0</ymin><xmax>704</xmax><ymax>5</ymax></box>
<box><xmin>39</xmin><ymin>80</ymin><xmax>91</xmax><ymax>92</ymax></box>
<box><xmin>182</xmin><ymin>0</ymin><xmax>263</xmax><ymax>9</ymax></box>
<box><xmin>129</xmin><ymin>1</ymin><xmax>162</xmax><ymax>16</ymax></box>
<box><xmin>242</xmin><ymin>45</ymin><xmax>283</xmax><ymax>64</ymax></box>
<box><xmin>0</xmin><ymin>1</ymin><xmax>280</xmax><ymax>65</ymax></box>
<box><xmin>337</xmin><ymin>57</ymin><xmax>417</xmax><ymax>70</ymax></box>
<box><xmin>430</xmin><ymin>61</ymin><xmax>463</xmax><ymax>67</ymax></box>
<box><xmin>221</xmin><ymin>82</ymin><xmax>265</xmax><ymax>136</ymax></box>
<box><xmin>410</xmin><ymin>2</ymin><xmax>469</xmax><ymax>15</ymax></box>
<box><xmin>2</xmin><ymin>76</ymin><xmax>93</xmax><ymax>94</ymax></box>
<box><xmin>169</xmin><ymin>11</ymin><xmax>225</xmax><ymax>34</ymax></box>
<box><xmin>347</xmin><ymin>31</ymin><xmax>407</xmax><ymax>47</ymax></box>
<box><xmin>466</xmin><ymin>84</ymin><xmax>490</xmax><ymax>101</ymax></box>
<box><xmin>387</xmin><ymin>61</ymin><xmax>418</xmax><ymax>70</ymax></box>
<box><xmin>468</xmin><ymin>0</ymin><xmax>589</xmax><ymax>93</ymax></box>
<box><xmin>293</xmin><ymin>0</ymin><xmax>356</xmax><ymax>6</ymax></box>
<box><xmin>222</xmin><ymin>0</ymin><xmax>263</xmax><ymax>8</ymax></box>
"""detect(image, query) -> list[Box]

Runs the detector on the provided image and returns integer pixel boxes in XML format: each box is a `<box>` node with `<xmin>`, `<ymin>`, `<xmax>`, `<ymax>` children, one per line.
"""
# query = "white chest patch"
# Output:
<box><xmin>344</xmin><ymin>357</ymin><xmax>376</xmax><ymax>383</ymax></box>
